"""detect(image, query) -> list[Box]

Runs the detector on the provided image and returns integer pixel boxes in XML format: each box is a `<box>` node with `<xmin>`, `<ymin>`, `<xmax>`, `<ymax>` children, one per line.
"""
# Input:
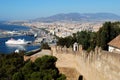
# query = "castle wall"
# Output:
<box><xmin>51</xmin><ymin>46</ymin><xmax>120</xmax><ymax>80</ymax></box>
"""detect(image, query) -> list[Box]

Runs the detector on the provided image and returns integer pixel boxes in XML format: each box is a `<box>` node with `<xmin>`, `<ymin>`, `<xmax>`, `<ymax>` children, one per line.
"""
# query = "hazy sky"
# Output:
<box><xmin>0</xmin><ymin>0</ymin><xmax>120</xmax><ymax>20</ymax></box>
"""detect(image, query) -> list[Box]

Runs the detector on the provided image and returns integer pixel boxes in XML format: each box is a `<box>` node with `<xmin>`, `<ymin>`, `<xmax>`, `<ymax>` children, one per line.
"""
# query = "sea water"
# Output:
<box><xmin>0</xmin><ymin>23</ymin><xmax>40</xmax><ymax>54</ymax></box>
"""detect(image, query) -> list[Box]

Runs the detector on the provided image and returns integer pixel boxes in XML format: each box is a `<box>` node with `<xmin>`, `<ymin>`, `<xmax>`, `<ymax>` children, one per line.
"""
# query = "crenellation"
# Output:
<box><xmin>95</xmin><ymin>46</ymin><xmax>99</xmax><ymax>54</ymax></box>
<box><xmin>98</xmin><ymin>47</ymin><xmax>102</xmax><ymax>54</ymax></box>
<box><xmin>52</xmin><ymin>46</ymin><xmax>120</xmax><ymax>80</ymax></box>
<box><xmin>89</xmin><ymin>51</ymin><xmax>94</xmax><ymax>63</ymax></box>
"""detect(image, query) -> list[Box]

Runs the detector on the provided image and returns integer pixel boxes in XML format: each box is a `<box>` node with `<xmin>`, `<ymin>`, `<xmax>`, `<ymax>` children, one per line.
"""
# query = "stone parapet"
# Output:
<box><xmin>51</xmin><ymin>46</ymin><xmax>120</xmax><ymax>80</ymax></box>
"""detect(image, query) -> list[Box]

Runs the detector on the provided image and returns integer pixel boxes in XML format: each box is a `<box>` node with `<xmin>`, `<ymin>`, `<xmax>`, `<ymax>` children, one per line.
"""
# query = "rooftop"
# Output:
<box><xmin>108</xmin><ymin>34</ymin><xmax>120</xmax><ymax>49</ymax></box>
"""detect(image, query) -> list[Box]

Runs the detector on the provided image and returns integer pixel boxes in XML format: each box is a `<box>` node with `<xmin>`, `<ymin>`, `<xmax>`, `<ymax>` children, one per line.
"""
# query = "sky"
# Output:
<box><xmin>0</xmin><ymin>0</ymin><xmax>120</xmax><ymax>20</ymax></box>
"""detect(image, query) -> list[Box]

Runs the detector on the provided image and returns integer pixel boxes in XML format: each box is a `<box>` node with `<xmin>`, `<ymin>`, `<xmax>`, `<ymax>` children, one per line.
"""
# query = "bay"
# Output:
<box><xmin>0</xmin><ymin>23</ymin><xmax>40</xmax><ymax>54</ymax></box>
<box><xmin>0</xmin><ymin>23</ymin><xmax>29</xmax><ymax>31</ymax></box>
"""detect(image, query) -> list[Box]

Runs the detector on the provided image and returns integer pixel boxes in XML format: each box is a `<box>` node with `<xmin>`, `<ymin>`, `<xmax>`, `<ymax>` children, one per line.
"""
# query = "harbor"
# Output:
<box><xmin>0</xmin><ymin>23</ymin><xmax>56</xmax><ymax>54</ymax></box>
<box><xmin>0</xmin><ymin>23</ymin><xmax>39</xmax><ymax>54</ymax></box>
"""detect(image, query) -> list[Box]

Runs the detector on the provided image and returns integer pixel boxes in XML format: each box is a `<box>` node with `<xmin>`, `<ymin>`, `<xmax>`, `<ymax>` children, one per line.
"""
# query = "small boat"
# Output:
<box><xmin>5</xmin><ymin>38</ymin><xmax>32</xmax><ymax>45</ymax></box>
<box><xmin>34</xmin><ymin>33</ymin><xmax>38</xmax><ymax>38</ymax></box>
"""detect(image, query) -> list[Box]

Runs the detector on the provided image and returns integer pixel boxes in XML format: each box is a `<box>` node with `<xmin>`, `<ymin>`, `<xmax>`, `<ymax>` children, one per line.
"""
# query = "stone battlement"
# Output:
<box><xmin>51</xmin><ymin>46</ymin><xmax>120</xmax><ymax>80</ymax></box>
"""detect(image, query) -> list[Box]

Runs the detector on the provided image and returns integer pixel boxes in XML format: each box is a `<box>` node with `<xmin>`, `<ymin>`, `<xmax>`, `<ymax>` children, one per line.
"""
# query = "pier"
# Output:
<box><xmin>0</xmin><ymin>30</ymin><xmax>35</xmax><ymax>38</ymax></box>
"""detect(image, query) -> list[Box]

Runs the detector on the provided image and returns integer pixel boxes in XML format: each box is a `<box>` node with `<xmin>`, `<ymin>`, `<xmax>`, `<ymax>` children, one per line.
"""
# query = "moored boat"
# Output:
<box><xmin>5</xmin><ymin>38</ymin><xmax>31</xmax><ymax>45</ymax></box>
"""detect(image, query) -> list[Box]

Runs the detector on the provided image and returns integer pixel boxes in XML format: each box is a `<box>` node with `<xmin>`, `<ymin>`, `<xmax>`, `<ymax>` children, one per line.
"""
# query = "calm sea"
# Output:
<box><xmin>0</xmin><ymin>23</ymin><xmax>40</xmax><ymax>54</ymax></box>
<box><xmin>0</xmin><ymin>22</ymin><xmax>29</xmax><ymax>31</ymax></box>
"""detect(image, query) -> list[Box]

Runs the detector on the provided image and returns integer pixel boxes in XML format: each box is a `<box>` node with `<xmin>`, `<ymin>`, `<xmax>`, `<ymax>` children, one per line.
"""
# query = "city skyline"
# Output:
<box><xmin>0</xmin><ymin>0</ymin><xmax>120</xmax><ymax>20</ymax></box>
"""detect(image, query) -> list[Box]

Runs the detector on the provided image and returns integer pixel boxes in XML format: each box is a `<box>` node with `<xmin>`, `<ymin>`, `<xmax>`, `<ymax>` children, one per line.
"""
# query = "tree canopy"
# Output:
<box><xmin>0</xmin><ymin>53</ymin><xmax>66</xmax><ymax>80</ymax></box>
<box><xmin>41</xmin><ymin>42</ymin><xmax>51</xmax><ymax>50</ymax></box>
<box><xmin>57</xmin><ymin>21</ymin><xmax>120</xmax><ymax>51</ymax></box>
<box><xmin>97</xmin><ymin>22</ymin><xmax>120</xmax><ymax>50</ymax></box>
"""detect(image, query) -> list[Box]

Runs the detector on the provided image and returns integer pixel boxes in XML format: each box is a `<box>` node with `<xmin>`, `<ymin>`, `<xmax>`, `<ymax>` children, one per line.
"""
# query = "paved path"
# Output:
<box><xmin>24</xmin><ymin>49</ymin><xmax>52</xmax><ymax>61</ymax></box>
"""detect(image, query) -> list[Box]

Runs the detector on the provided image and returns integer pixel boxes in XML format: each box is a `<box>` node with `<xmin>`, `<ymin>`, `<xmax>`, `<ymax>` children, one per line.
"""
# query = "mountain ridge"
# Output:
<box><xmin>33</xmin><ymin>13</ymin><xmax>120</xmax><ymax>22</ymax></box>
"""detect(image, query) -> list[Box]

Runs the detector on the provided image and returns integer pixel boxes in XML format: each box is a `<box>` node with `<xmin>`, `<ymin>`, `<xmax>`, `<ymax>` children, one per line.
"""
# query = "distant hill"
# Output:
<box><xmin>32</xmin><ymin>13</ymin><xmax>120</xmax><ymax>22</ymax></box>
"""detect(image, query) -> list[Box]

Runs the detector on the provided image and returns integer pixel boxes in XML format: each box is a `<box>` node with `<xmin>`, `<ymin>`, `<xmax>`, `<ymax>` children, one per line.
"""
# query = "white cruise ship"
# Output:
<box><xmin>5</xmin><ymin>38</ymin><xmax>31</xmax><ymax>45</ymax></box>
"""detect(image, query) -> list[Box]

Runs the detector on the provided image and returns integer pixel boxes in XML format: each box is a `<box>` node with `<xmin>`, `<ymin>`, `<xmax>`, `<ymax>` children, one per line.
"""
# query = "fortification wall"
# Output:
<box><xmin>51</xmin><ymin>46</ymin><xmax>120</xmax><ymax>80</ymax></box>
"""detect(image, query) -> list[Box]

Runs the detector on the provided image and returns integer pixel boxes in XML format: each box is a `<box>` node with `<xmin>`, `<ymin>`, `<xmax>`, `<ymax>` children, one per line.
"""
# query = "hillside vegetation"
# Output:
<box><xmin>0</xmin><ymin>53</ymin><xmax>66</xmax><ymax>80</ymax></box>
